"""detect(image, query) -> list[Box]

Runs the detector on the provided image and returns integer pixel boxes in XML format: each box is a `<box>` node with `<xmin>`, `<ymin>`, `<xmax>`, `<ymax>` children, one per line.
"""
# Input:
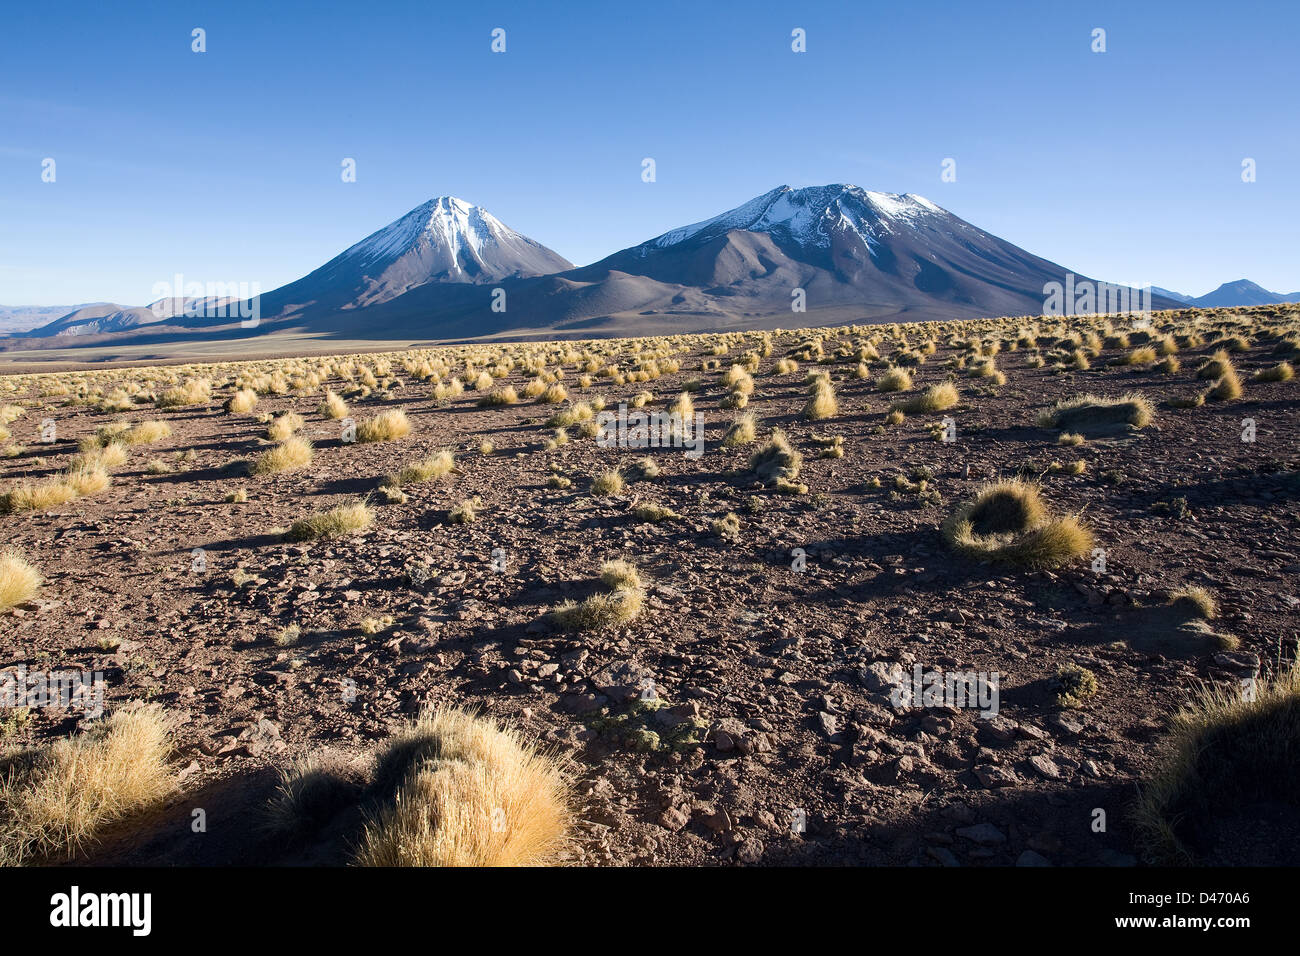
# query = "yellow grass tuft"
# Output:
<box><xmin>1134</xmin><ymin>661</ymin><xmax>1300</xmax><ymax>864</ymax></box>
<box><xmin>386</xmin><ymin>450</ymin><xmax>455</xmax><ymax>486</ymax></box>
<box><xmin>0</xmin><ymin>551</ymin><xmax>42</xmax><ymax>611</ymax></box>
<box><xmin>876</xmin><ymin>366</ymin><xmax>913</xmax><ymax>392</ymax></box>
<box><xmin>749</xmin><ymin>429</ymin><xmax>802</xmax><ymax>486</ymax></box>
<box><xmin>356</xmin><ymin>409</ymin><xmax>412</xmax><ymax>443</ymax></box>
<box><xmin>942</xmin><ymin>479</ymin><xmax>1092</xmax><ymax>568</ymax></box>
<box><xmin>252</xmin><ymin>436</ymin><xmax>314</xmax><ymax>475</ymax></box>
<box><xmin>1036</xmin><ymin>392</ymin><xmax>1155</xmax><ymax>432</ymax></box>
<box><xmin>319</xmin><ymin>391</ymin><xmax>349</xmax><ymax>419</ymax></box>
<box><xmin>0</xmin><ymin>705</ymin><xmax>174</xmax><ymax>865</ymax></box>
<box><xmin>225</xmin><ymin>389</ymin><xmax>259</xmax><ymax>414</ymax></box>
<box><xmin>897</xmin><ymin>381</ymin><xmax>959</xmax><ymax>414</ymax></box>
<box><xmin>286</xmin><ymin>500</ymin><xmax>374</xmax><ymax>541</ymax></box>
<box><xmin>354</xmin><ymin>707</ymin><xmax>571</xmax><ymax>867</ymax></box>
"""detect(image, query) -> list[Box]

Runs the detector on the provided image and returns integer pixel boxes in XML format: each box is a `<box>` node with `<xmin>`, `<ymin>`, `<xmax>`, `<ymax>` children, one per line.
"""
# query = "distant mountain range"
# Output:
<box><xmin>5</xmin><ymin>187</ymin><xmax>1295</xmax><ymax>350</ymax></box>
<box><xmin>1152</xmin><ymin>279</ymin><xmax>1300</xmax><ymax>309</ymax></box>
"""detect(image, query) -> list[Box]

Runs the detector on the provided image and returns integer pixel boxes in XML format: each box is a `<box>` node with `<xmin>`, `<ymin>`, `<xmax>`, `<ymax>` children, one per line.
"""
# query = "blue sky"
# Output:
<box><xmin>2</xmin><ymin>0</ymin><xmax>1297</xmax><ymax>305</ymax></box>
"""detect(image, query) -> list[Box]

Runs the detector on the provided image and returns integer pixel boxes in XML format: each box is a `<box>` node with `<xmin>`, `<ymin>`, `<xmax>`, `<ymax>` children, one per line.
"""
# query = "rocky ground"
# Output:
<box><xmin>1</xmin><ymin>306</ymin><xmax>1297</xmax><ymax>866</ymax></box>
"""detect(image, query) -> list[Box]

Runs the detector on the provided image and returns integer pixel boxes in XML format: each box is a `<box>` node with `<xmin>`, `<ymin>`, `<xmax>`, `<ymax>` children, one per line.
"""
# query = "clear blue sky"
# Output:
<box><xmin>2</xmin><ymin>0</ymin><xmax>1296</xmax><ymax>305</ymax></box>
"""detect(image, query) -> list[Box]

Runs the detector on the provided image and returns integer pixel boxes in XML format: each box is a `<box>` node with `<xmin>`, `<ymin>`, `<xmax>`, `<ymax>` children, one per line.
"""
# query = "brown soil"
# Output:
<box><xmin>2</xmin><ymin>308</ymin><xmax>1298</xmax><ymax>867</ymax></box>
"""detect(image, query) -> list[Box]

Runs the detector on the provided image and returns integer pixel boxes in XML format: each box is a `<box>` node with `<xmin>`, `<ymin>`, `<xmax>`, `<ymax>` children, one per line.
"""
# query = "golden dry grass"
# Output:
<box><xmin>750</xmin><ymin>428</ymin><xmax>802</xmax><ymax>486</ymax></box>
<box><xmin>1134</xmin><ymin>661</ymin><xmax>1300</xmax><ymax>864</ymax></box>
<box><xmin>267</xmin><ymin>411</ymin><xmax>305</xmax><ymax>441</ymax></box>
<box><xmin>386</xmin><ymin>450</ymin><xmax>455</xmax><ymax>486</ymax></box>
<box><xmin>591</xmin><ymin>469</ymin><xmax>625</xmax><ymax>496</ymax></box>
<box><xmin>225</xmin><ymin>388</ymin><xmax>259</xmax><ymax>414</ymax></box>
<box><xmin>551</xmin><ymin>559</ymin><xmax>646</xmax><ymax>632</ymax></box>
<box><xmin>319</xmin><ymin>391</ymin><xmax>349</xmax><ymax>419</ymax></box>
<box><xmin>943</xmin><ymin>479</ymin><xmax>1092</xmax><ymax>568</ymax></box>
<box><xmin>1036</xmin><ymin>392</ymin><xmax>1155</xmax><ymax>432</ymax></box>
<box><xmin>802</xmin><ymin>378</ymin><xmax>838</xmax><ymax>420</ymax></box>
<box><xmin>0</xmin><ymin>705</ymin><xmax>174</xmax><ymax>865</ymax></box>
<box><xmin>0</xmin><ymin>551</ymin><xmax>42</xmax><ymax>611</ymax></box>
<box><xmin>354</xmin><ymin>707</ymin><xmax>571</xmax><ymax>867</ymax></box>
<box><xmin>897</xmin><ymin>381</ymin><xmax>959</xmax><ymax>413</ymax></box>
<box><xmin>356</xmin><ymin>409</ymin><xmax>412</xmax><ymax>443</ymax></box>
<box><xmin>252</xmin><ymin>436</ymin><xmax>314</xmax><ymax>475</ymax></box>
<box><xmin>286</xmin><ymin>500</ymin><xmax>374</xmax><ymax>541</ymax></box>
<box><xmin>1169</xmin><ymin>585</ymin><xmax>1218</xmax><ymax>620</ymax></box>
<box><xmin>876</xmin><ymin>366</ymin><xmax>913</xmax><ymax>392</ymax></box>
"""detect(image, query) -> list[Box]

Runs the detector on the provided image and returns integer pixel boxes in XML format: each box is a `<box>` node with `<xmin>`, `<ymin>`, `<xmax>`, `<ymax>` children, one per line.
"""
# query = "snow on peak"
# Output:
<box><xmin>647</xmin><ymin>185</ymin><xmax>948</xmax><ymax>252</ymax></box>
<box><xmin>347</xmin><ymin>196</ymin><xmax>513</xmax><ymax>265</ymax></box>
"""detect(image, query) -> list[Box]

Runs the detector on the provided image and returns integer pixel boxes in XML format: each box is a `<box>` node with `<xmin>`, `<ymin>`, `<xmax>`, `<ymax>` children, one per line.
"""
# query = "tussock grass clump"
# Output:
<box><xmin>252</xmin><ymin>436</ymin><xmax>313</xmax><ymax>475</ymax></box>
<box><xmin>286</xmin><ymin>500</ymin><xmax>373</xmax><ymax>541</ymax></box>
<box><xmin>121</xmin><ymin>420</ymin><xmax>171</xmax><ymax>446</ymax></box>
<box><xmin>547</xmin><ymin>402</ymin><xmax>593</xmax><ymax>427</ymax></box>
<box><xmin>1254</xmin><ymin>361</ymin><xmax>1295</xmax><ymax>382</ymax></box>
<box><xmin>448</xmin><ymin>496</ymin><xmax>482</xmax><ymax>524</ymax></box>
<box><xmin>1196</xmin><ymin>349</ymin><xmax>1235</xmax><ymax>380</ymax></box>
<box><xmin>360</xmin><ymin>615</ymin><xmax>395</xmax><ymax>635</ymax></box>
<box><xmin>1123</xmin><ymin>346</ymin><xmax>1159</xmax><ymax>365</ymax></box>
<box><xmin>1035</xmin><ymin>392</ymin><xmax>1155</xmax><ymax>433</ymax></box>
<box><xmin>599</xmin><ymin>559</ymin><xmax>643</xmax><ymax>591</ymax></box>
<box><xmin>711</xmin><ymin>512</ymin><xmax>741</xmax><ymax>541</ymax></box>
<box><xmin>1058</xmin><ymin>432</ymin><xmax>1085</xmax><ymax>447</ymax></box>
<box><xmin>538</xmin><ymin>383</ymin><xmax>568</xmax><ymax>404</ymax></box>
<box><xmin>0</xmin><ymin>477</ymin><xmax>79</xmax><ymax>513</ymax></box>
<box><xmin>876</xmin><ymin>366</ymin><xmax>913</xmax><ymax>393</ymax></box>
<box><xmin>319</xmin><ymin>390</ymin><xmax>349</xmax><ymax>419</ymax></box>
<box><xmin>155</xmin><ymin>378</ymin><xmax>211</xmax><ymax>408</ymax></box>
<box><xmin>550</xmin><ymin>558</ymin><xmax>646</xmax><ymax>632</ymax></box>
<box><xmin>478</xmin><ymin>385</ymin><xmax>518</xmax><ymax>407</ymax></box>
<box><xmin>1169</xmin><ymin>586</ymin><xmax>1218</xmax><ymax>620</ymax></box>
<box><xmin>262</xmin><ymin>752</ymin><xmax>364</xmax><ymax>839</ymax></box>
<box><xmin>802</xmin><ymin>377</ymin><xmax>838</xmax><ymax>420</ymax></box>
<box><xmin>1134</xmin><ymin>661</ymin><xmax>1300</xmax><ymax>865</ymax></box>
<box><xmin>1052</xmin><ymin>663</ymin><xmax>1099</xmax><ymax>708</ymax></box>
<box><xmin>942</xmin><ymin>479</ymin><xmax>1092</xmax><ymax>568</ymax></box>
<box><xmin>267</xmin><ymin>411</ymin><xmax>305</xmax><ymax>442</ymax></box>
<box><xmin>591</xmin><ymin>469</ymin><xmax>625</xmax><ymax>497</ymax></box>
<box><xmin>356</xmin><ymin>409</ymin><xmax>412</xmax><ymax>443</ymax></box>
<box><xmin>0</xmin><ymin>552</ymin><xmax>42</xmax><ymax>612</ymax></box>
<box><xmin>72</xmin><ymin>441</ymin><xmax>127</xmax><ymax>471</ymax></box>
<box><xmin>632</xmin><ymin>501</ymin><xmax>680</xmax><ymax>523</ymax></box>
<box><xmin>1207</xmin><ymin>368</ymin><xmax>1243</xmax><ymax>400</ymax></box>
<box><xmin>722</xmin><ymin>412</ymin><xmax>757</xmax><ymax>447</ymax></box>
<box><xmin>0</xmin><ymin>705</ymin><xmax>173</xmax><ymax>865</ymax></box>
<box><xmin>225</xmin><ymin>389</ymin><xmax>259</xmax><ymax>414</ymax></box>
<box><xmin>749</xmin><ymin>429</ymin><xmax>802</xmax><ymax>487</ymax></box>
<box><xmin>354</xmin><ymin>707</ymin><xmax>571</xmax><ymax>867</ymax></box>
<box><xmin>386</xmin><ymin>450</ymin><xmax>455</xmax><ymax>487</ymax></box>
<box><xmin>897</xmin><ymin>381</ymin><xmax>959</xmax><ymax>414</ymax></box>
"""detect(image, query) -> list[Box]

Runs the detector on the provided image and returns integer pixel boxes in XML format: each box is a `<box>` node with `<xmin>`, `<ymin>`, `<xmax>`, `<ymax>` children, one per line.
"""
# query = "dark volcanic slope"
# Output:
<box><xmin>346</xmin><ymin>185</ymin><xmax>1185</xmax><ymax>339</ymax></box>
<box><xmin>9</xmin><ymin>186</ymin><xmax>1188</xmax><ymax>349</ymax></box>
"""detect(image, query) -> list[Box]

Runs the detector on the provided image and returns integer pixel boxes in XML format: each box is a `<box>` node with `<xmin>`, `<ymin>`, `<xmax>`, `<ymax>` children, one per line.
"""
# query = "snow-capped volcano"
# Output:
<box><xmin>343</xmin><ymin>196</ymin><xmax>572</xmax><ymax>282</ymax></box>
<box><xmin>645</xmin><ymin>184</ymin><xmax>949</xmax><ymax>252</ymax></box>
<box><xmin>7</xmin><ymin>184</ymin><xmax>1190</xmax><ymax>348</ymax></box>
<box><xmin>244</xmin><ymin>196</ymin><xmax>573</xmax><ymax>318</ymax></box>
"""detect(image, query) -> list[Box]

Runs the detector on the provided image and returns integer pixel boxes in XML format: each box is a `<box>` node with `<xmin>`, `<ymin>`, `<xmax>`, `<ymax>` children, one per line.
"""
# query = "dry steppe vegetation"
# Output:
<box><xmin>1</xmin><ymin>304</ymin><xmax>1298</xmax><ymax>866</ymax></box>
